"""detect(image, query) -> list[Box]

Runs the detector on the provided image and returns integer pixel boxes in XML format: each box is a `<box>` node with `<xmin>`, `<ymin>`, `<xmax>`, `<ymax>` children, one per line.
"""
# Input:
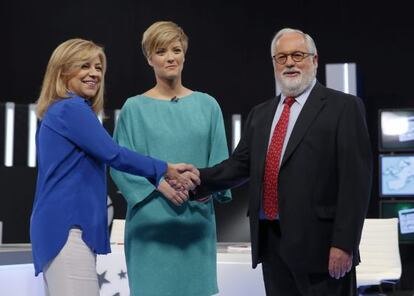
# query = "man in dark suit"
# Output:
<box><xmin>194</xmin><ymin>28</ymin><xmax>372</xmax><ymax>295</ymax></box>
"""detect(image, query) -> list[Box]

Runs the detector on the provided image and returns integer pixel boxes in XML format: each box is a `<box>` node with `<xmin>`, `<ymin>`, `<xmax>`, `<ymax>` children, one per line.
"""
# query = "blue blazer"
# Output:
<box><xmin>30</xmin><ymin>95</ymin><xmax>167</xmax><ymax>275</ymax></box>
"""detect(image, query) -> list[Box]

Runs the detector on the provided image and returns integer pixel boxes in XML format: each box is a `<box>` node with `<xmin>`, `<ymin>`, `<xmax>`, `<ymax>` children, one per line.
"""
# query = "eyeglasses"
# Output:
<box><xmin>272</xmin><ymin>51</ymin><xmax>315</xmax><ymax>65</ymax></box>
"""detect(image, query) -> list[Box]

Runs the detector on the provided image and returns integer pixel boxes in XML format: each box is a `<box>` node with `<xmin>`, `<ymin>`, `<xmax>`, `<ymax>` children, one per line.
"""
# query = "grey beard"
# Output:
<box><xmin>277</xmin><ymin>72</ymin><xmax>316</xmax><ymax>97</ymax></box>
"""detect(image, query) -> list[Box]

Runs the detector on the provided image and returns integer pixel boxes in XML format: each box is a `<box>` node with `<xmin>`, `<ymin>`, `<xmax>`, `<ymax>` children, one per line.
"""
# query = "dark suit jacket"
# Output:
<box><xmin>197</xmin><ymin>82</ymin><xmax>373</xmax><ymax>274</ymax></box>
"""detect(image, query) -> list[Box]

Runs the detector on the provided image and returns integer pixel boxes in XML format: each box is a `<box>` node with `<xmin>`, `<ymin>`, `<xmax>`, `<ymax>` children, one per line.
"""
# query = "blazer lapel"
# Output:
<box><xmin>281</xmin><ymin>82</ymin><xmax>327</xmax><ymax>167</ymax></box>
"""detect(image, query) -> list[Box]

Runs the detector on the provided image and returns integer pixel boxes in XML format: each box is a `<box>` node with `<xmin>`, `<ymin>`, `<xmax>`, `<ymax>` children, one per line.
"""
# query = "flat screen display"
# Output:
<box><xmin>380</xmin><ymin>201</ymin><xmax>414</xmax><ymax>243</ymax></box>
<box><xmin>380</xmin><ymin>154</ymin><xmax>414</xmax><ymax>197</ymax></box>
<box><xmin>379</xmin><ymin>109</ymin><xmax>414</xmax><ymax>152</ymax></box>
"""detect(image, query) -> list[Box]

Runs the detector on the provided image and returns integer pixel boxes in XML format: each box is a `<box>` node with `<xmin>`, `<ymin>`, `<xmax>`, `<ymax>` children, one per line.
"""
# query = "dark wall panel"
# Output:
<box><xmin>0</xmin><ymin>167</ymin><xmax>36</xmax><ymax>242</ymax></box>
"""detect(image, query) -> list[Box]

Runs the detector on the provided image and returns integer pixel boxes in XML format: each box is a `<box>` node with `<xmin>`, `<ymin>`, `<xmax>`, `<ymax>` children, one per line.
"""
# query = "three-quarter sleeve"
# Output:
<box><xmin>110</xmin><ymin>100</ymin><xmax>159</xmax><ymax>208</ymax></box>
<box><xmin>207</xmin><ymin>98</ymin><xmax>232</xmax><ymax>203</ymax></box>
<box><xmin>43</xmin><ymin>97</ymin><xmax>167</xmax><ymax>187</ymax></box>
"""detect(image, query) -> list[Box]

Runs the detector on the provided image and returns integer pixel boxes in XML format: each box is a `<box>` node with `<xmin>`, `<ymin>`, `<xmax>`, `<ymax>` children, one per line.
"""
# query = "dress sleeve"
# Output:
<box><xmin>208</xmin><ymin>98</ymin><xmax>232</xmax><ymax>203</ymax></box>
<box><xmin>194</xmin><ymin>106</ymin><xmax>252</xmax><ymax>198</ymax></box>
<box><xmin>43</xmin><ymin>99</ymin><xmax>167</xmax><ymax>188</ymax></box>
<box><xmin>109</xmin><ymin>100</ymin><xmax>159</xmax><ymax>208</ymax></box>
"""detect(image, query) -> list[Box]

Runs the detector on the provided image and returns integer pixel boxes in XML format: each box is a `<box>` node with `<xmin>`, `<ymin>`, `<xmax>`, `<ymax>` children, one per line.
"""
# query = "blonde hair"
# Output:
<box><xmin>141</xmin><ymin>21</ymin><xmax>188</xmax><ymax>58</ymax></box>
<box><xmin>36</xmin><ymin>38</ymin><xmax>107</xmax><ymax>119</ymax></box>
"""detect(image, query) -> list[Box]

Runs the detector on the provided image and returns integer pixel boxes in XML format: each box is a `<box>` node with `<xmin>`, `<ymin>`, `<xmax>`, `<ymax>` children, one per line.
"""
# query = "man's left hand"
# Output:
<box><xmin>328</xmin><ymin>247</ymin><xmax>353</xmax><ymax>279</ymax></box>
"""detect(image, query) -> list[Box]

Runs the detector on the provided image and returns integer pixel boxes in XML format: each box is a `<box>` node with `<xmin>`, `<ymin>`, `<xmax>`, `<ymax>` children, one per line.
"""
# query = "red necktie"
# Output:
<box><xmin>263</xmin><ymin>97</ymin><xmax>295</xmax><ymax>219</ymax></box>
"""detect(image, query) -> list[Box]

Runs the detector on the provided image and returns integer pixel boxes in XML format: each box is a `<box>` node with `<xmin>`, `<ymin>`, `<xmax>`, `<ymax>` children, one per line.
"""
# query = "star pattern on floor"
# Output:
<box><xmin>118</xmin><ymin>269</ymin><xmax>127</xmax><ymax>280</ymax></box>
<box><xmin>97</xmin><ymin>270</ymin><xmax>110</xmax><ymax>289</ymax></box>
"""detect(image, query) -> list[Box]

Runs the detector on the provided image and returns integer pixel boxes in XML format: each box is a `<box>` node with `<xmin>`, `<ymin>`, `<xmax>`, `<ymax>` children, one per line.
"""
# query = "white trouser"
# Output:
<box><xmin>43</xmin><ymin>228</ymin><xmax>99</xmax><ymax>296</ymax></box>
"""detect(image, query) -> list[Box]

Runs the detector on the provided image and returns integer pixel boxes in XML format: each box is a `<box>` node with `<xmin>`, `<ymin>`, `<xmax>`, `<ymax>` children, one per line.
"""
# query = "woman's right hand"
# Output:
<box><xmin>164</xmin><ymin>163</ymin><xmax>200</xmax><ymax>191</ymax></box>
<box><xmin>157</xmin><ymin>180</ymin><xmax>189</xmax><ymax>206</ymax></box>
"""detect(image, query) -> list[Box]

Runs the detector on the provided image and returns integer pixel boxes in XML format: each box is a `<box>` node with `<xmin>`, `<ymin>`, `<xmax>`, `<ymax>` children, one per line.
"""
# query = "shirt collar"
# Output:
<box><xmin>66</xmin><ymin>92</ymin><xmax>92</xmax><ymax>106</ymax></box>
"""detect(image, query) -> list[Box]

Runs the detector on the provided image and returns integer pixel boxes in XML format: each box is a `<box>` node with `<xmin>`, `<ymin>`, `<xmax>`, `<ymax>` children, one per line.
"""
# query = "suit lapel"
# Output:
<box><xmin>256</xmin><ymin>97</ymin><xmax>280</xmax><ymax>177</ymax></box>
<box><xmin>281</xmin><ymin>82</ymin><xmax>327</xmax><ymax>167</ymax></box>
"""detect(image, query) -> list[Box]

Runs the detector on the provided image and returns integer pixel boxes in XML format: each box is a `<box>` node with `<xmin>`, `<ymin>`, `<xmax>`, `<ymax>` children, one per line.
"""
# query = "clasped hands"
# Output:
<box><xmin>160</xmin><ymin>163</ymin><xmax>200</xmax><ymax>206</ymax></box>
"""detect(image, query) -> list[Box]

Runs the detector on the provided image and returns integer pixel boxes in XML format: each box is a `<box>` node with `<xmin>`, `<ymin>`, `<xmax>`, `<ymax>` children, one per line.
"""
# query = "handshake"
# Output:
<box><xmin>161</xmin><ymin>163</ymin><xmax>201</xmax><ymax>206</ymax></box>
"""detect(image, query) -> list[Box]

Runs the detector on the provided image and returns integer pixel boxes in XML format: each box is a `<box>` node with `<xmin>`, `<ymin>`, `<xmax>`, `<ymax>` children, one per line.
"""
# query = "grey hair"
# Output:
<box><xmin>270</xmin><ymin>28</ymin><xmax>317</xmax><ymax>57</ymax></box>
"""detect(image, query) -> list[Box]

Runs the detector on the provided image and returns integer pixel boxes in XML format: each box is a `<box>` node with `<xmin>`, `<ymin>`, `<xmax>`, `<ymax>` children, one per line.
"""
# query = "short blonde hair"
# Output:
<box><xmin>141</xmin><ymin>21</ymin><xmax>188</xmax><ymax>58</ymax></box>
<box><xmin>36</xmin><ymin>38</ymin><xmax>107</xmax><ymax>119</ymax></box>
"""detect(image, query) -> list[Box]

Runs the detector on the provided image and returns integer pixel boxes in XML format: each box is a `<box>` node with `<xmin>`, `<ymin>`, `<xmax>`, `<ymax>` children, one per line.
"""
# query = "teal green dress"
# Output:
<box><xmin>110</xmin><ymin>91</ymin><xmax>231</xmax><ymax>296</ymax></box>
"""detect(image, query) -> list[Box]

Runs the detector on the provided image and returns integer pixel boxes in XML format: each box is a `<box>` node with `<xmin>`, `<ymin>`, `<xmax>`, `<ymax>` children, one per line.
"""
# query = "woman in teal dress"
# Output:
<box><xmin>110</xmin><ymin>21</ymin><xmax>231</xmax><ymax>296</ymax></box>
